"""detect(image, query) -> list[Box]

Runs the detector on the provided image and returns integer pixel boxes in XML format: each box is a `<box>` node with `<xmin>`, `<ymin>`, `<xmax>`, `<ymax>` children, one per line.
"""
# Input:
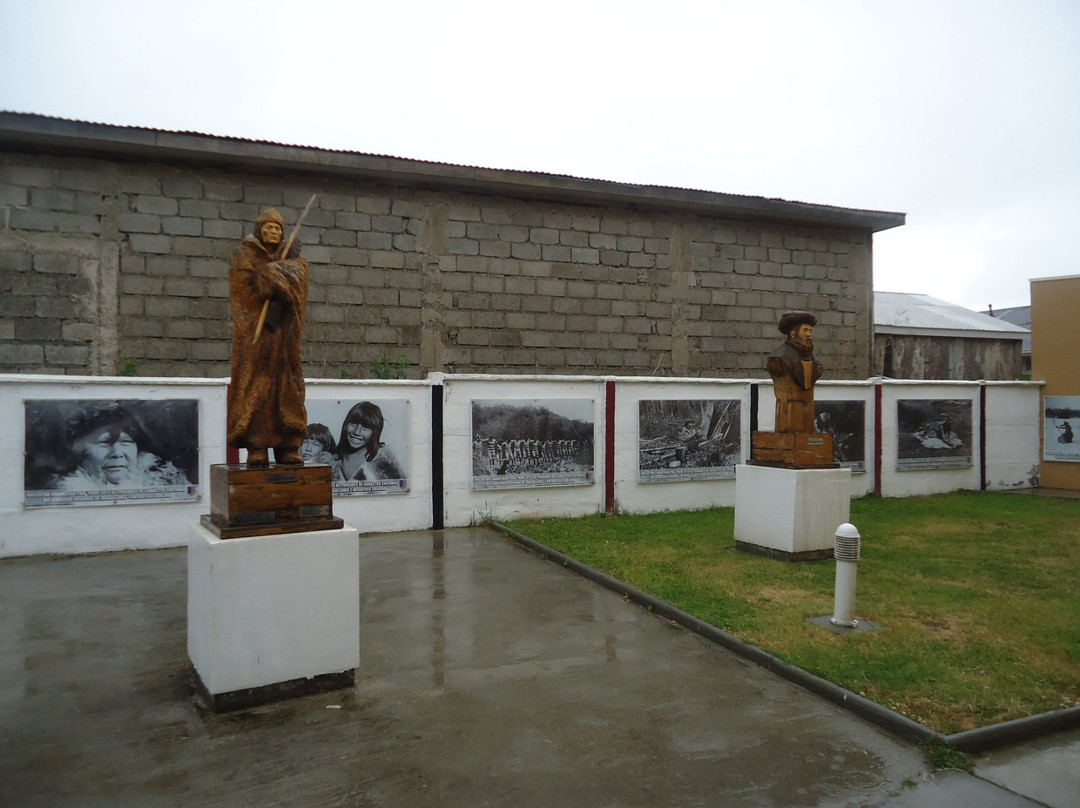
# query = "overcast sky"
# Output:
<box><xmin>2</xmin><ymin>0</ymin><xmax>1077</xmax><ymax>311</ymax></box>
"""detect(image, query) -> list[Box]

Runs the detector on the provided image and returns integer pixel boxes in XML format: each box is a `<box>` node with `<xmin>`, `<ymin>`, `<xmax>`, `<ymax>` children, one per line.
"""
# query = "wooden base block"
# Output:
<box><xmin>750</xmin><ymin>431</ymin><xmax>837</xmax><ymax>469</ymax></box>
<box><xmin>201</xmin><ymin>463</ymin><xmax>344</xmax><ymax>539</ymax></box>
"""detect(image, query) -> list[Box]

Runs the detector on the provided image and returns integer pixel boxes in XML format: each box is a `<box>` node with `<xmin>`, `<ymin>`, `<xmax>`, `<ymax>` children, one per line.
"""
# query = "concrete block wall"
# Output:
<box><xmin>1</xmin><ymin>149</ymin><xmax>873</xmax><ymax>381</ymax></box>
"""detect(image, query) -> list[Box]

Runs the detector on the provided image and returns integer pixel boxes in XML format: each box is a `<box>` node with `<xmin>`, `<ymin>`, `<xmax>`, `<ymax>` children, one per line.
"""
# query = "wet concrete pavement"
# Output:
<box><xmin>1</xmin><ymin>526</ymin><xmax>1077</xmax><ymax>807</ymax></box>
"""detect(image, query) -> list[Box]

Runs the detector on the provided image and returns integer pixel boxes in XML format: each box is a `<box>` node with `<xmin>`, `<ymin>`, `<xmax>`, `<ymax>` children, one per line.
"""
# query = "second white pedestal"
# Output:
<box><xmin>187</xmin><ymin>522</ymin><xmax>360</xmax><ymax>711</ymax></box>
<box><xmin>734</xmin><ymin>464</ymin><xmax>851</xmax><ymax>561</ymax></box>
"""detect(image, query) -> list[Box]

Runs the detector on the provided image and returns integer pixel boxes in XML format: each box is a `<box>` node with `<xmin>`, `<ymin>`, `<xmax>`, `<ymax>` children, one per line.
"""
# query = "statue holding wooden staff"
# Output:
<box><xmin>227</xmin><ymin>200</ymin><xmax>315</xmax><ymax>466</ymax></box>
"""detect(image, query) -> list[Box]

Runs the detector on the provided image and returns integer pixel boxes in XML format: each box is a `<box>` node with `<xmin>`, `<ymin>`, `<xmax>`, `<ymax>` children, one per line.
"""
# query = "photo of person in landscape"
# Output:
<box><xmin>896</xmin><ymin>398</ymin><xmax>973</xmax><ymax>470</ymax></box>
<box><xmin>24</xmin><ymin>399</ymin><xmax>198</xmax><ymax>507</ymax></box>
<box><xmin>638</xmin><ymin>399</ymin><xmax>741</xmax><ymax>482</ymax></box>
<box><xmin>1043</xmin><ymin>396</ymin><xmax>1080</xmax><ymax>462</ymax></box>
<box><xmin>813</xmin><ymin>400</ymin><xmax>866</xmax><ymax>472</ymax></box>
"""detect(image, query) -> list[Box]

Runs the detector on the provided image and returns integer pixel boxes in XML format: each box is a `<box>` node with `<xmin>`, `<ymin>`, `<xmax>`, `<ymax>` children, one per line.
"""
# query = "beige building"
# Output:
<box><xmin>1031</xmin><ymin>274</ymin><xmax>1080</xmax><ymax>491</ymax></box>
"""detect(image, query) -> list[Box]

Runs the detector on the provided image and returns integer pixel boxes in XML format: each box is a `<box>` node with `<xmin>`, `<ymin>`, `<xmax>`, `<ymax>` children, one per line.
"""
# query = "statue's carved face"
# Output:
<box><xmin>260</xmin><ymin>221</ymin><xmax>283</xmax><ymax>246</ymax></box>
<box><xmin>789</xmin><ymin>323</ymin><xmax>814</xmax><ymax>352</ymax></box>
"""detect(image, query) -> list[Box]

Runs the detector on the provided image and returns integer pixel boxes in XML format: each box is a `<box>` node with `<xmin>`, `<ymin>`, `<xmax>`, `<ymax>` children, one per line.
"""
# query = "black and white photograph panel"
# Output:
<box><xmin>814</xmin><ymin>400</ymin><xmax>866</xmax><ymax>473</ymax></box>
<box><xmin>1043</xmin><ymin>396</ymin><xmax>1080</xmax><ymax>463</ymax></box>
<box><xmin>638</xmin><ymin>399</ymin><xmax>741</xmax><ymax>483</ymax></box>
<box><xmin>304</xmin><ymin>399</ymin><xmax>410</xmax><ymax>495</ymax></box>
<box><xmin>24</xmin><ymin>399</ymin><xmax>199</xmax><ymax>508</ymax></box>
<box><xmin>896</xmin><ymin>398</ymin><xmax>973</xmax><ymax>470</ymax></box>
<box><xmin>472</xmin><ymin>399</ymin><xmax>595</xmax><ymax>490</ymax></box>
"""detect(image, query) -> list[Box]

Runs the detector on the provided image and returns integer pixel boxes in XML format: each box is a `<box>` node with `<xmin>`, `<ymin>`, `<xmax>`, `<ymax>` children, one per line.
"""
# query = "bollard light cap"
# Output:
<box><xmin>835</xmin><ymin>522</ymin><xmax>860</xmax><ymax>540</ymax></box>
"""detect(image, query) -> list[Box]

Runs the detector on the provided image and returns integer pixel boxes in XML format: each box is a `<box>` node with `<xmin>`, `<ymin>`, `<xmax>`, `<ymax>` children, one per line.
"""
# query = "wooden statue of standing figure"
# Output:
<box><xmin>766</xmin><ymin>311</ymin><xmax>823</xmax><ymax>433</ymax></box>
<box><xmin>227</xmin><ymin>208</ymin><xmax>310</xmax><ymax>466</ymax></box>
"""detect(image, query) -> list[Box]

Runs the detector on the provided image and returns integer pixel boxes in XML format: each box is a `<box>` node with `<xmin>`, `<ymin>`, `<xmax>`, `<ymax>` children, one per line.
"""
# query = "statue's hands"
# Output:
<box><xmin>269</xmin><ymin>261</ymin><xmax>304</xmax><ymax>284</ymax></box>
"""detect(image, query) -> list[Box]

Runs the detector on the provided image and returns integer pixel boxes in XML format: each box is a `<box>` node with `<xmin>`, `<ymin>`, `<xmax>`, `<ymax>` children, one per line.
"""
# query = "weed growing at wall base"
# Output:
<box><xmin>503</xmin><ymin>492</ymin><xmax>1080</xmax><ymax>734</ymax></box>
<box><xmin>371</xmin><ymin>355</ymin><xmax>413</xmax><ymax>380</ymax></box>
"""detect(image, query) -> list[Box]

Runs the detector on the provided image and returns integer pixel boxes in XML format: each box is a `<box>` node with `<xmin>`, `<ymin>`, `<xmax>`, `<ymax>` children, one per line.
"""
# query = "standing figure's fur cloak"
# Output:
<box><xmin>226</xmin><ymin>233</ymin><xmax>309</xmax><ymax>452</ymax></box>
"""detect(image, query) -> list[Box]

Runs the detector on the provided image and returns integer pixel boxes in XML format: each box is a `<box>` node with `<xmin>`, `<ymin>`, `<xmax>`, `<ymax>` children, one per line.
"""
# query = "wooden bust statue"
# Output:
<box><xmin>766</xmin><ymin>311</ymin><xmax>823</xmax><ymax>434</ymax></box>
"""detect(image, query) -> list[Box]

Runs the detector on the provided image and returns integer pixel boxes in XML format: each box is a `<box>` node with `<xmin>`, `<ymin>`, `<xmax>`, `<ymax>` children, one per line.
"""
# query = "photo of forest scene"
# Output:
<box><xmin>638</xmin><ymin>399</ymin><xmax>741</xmax><ymax>482</ymax></box>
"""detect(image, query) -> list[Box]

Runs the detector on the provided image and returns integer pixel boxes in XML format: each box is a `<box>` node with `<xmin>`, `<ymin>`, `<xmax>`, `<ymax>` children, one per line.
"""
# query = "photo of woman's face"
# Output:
<box><xmin>73</xmin><ymin>427</ymin><xmax>137</xmax><ymax>485</ymax></box>
<box><xmin>345</xmin><ymin>421</ymin><xmax>374</xmax><ymax>449</ymax></box>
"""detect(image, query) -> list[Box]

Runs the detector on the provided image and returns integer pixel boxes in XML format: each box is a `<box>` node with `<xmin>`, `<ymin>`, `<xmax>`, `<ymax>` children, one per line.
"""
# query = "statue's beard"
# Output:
<box><xmin>789</xmin><ymin>335</ymin><xmax>814</xmax><ymax>355</ymax></box>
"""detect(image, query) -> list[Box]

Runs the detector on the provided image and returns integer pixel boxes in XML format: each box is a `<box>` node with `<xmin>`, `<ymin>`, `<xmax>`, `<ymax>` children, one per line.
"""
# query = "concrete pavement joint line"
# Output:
<box><xmin>486</xmin><ymin>520</ymin><xmax>1080</xmax><ymax>754</ymax></box>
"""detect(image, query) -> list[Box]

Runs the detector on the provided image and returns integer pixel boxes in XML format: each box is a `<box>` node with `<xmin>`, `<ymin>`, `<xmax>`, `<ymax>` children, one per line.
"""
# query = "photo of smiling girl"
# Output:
<box><xmin>304</xmin><ymin>399</ymin><xmax>410</xmax><ymax>495</ymax></box>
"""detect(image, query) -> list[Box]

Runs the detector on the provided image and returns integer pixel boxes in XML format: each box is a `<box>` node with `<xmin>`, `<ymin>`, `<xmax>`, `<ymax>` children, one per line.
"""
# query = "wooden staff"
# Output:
<box><xmin>252</xmin><ymin>193</ymin><xmax>317</xmax><ymax>345</ymax></box>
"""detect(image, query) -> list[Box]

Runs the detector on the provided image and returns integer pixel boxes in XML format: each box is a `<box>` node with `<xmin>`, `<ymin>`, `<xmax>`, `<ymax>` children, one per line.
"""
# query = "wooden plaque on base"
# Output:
<box><xmin>201</xmin><ymin>463</ymin><xmax>344</xmax><ymax>539</ymax></box>
<box><xmin>750</xmin><ymin>431</ymin><xmax>837</xmax><ymax>469</ymax></box>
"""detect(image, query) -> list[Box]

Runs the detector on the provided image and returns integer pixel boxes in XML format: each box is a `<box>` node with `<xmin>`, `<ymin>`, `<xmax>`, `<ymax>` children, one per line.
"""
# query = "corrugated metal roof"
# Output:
<box><xmin>983</xmin><ymin>306</ymin><xmax>1032</xmax><ymax>352</ymax></box>
<box><xmin>0</xmin><ymin>111</ymin><xmax>906</xmax><ymax>230</ymax></box>
<box><xmin>983</xmin><ymin>305</ymin><xmax>1031</xmax><ymax>330</ymax></box>
<box><xmin>875</xmin><ymin>292</ymin><xmax>1029</xmax><ymax>337</ymax></box>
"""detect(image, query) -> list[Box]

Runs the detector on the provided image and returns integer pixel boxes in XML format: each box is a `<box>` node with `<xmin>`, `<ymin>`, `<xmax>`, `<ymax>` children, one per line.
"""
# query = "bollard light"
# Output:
<box><xmin>830</xmin><ymin>522</ymin><xmax>860</xmax><ymax>628</ymax></box>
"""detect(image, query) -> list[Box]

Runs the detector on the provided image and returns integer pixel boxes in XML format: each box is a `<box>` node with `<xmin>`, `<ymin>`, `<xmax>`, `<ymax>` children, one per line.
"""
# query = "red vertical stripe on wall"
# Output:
<box><xmin>874</xmin><ymin>382</ymin><xmax>883</xmax><ymax>497</ymax></box>
<box><xmin>605</xmin><ymin>380</ymin><xmax>616</xmax><ymax>514</ymax></box>
<box><xmin>979</xmin><ymin>383</ymin><xmax>987</xmax><ymax>491</ymax></box>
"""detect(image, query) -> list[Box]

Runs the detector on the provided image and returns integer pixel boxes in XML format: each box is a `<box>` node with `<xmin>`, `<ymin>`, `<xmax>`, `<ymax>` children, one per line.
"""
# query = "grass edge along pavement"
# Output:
<box><xmin>490</xmin><ymin>491</ymin><xmax>1080</xmax><ymax>751</ymax></box>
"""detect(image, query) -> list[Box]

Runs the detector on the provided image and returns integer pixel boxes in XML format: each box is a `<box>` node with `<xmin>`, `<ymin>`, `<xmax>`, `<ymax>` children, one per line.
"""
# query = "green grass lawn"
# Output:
<box><xmin>503</xmin><ymin>491</ymin><xmax>1080</xmax><ymax>734</ymax></box>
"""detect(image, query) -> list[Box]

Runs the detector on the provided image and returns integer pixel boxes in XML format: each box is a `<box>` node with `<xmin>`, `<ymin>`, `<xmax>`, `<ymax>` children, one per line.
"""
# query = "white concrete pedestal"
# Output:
<box><xmin>187</xmin><ymin>523</ymin><xmax>360</xmax><ymax>711</ymax></box>
<box><xmin>734</xmin><ymin>464</ymin><xmax>851</xmax><ymax>561</ymax></box>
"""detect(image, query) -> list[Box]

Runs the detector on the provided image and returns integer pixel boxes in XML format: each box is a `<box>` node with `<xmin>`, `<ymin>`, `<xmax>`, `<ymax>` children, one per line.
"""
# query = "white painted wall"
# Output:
<box><xmin>1</xmin><ymin>375</ymin><xmax>434</xmax><ymax>558</ymax></box>
<box><xmin>439</xmin><ymin>374</ymin><xmax>607</xmax><ymax>527</ymax></box>
<box><xmin>984</xmin><ymin>382</ymin><xmax>1042</xmax><ymax>490</ymax></box>
<box><xmin>0</xmin><ymin>374</ymin><xmax>1043</xmax><ymax>556</ymax></box>
<box><xmin>612</xmin><ymin>378</ymin><xmax>750</xmax><ymax>513</ymax></box>
<box><xmin>304</xmin><ymin>379</ymin><xmax>434</xmax><ymax>535</ymax></box>
<box><xmin>0</xmin><ymin>374</ymin><xmax>227</xmax><ymax>557</ymax></box>
<box><xmin>878</xmin><ymin>381</ymin><xmax>981</xmax><ymax>498</ymax></box>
